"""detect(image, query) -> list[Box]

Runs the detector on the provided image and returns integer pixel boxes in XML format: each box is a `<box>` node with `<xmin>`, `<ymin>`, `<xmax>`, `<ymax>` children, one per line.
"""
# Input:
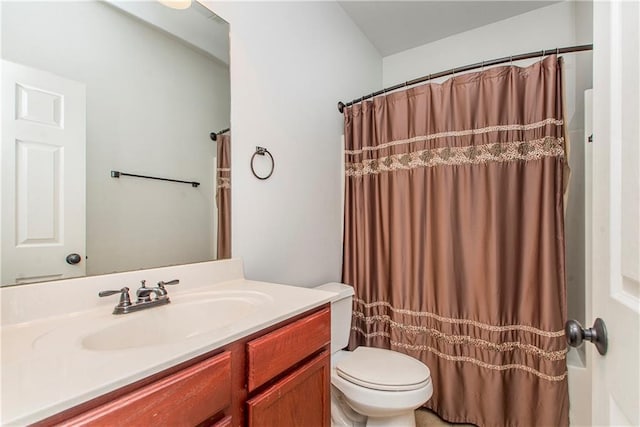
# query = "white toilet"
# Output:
<box><xmin>315</xmin><ymin>283</ymin><xmax>433</xmax><ymax>427</ymax></box>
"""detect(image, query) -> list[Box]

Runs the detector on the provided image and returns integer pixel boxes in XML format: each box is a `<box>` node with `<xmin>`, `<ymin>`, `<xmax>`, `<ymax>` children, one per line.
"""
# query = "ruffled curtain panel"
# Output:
<box><xmin>342</xmin><ymin>56</ymin><xmax>569</xmax><ymax>427</ymax></box>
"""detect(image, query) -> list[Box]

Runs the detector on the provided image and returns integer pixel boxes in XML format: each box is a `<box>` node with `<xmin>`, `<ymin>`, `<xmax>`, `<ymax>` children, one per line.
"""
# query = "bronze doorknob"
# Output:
<box><xmin>565</xmin><ymin>318</ymin><xmax>608</xmax><ymax>355</ymax></box>
<box><xmin>66</xmin><ymin>253</ymin><xmax>82</xmax><ymax>265</ymax></box>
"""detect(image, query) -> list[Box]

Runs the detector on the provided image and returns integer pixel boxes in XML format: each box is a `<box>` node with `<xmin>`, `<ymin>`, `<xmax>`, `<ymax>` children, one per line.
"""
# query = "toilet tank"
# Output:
<box><xmin>315</xmin><ymin>283</ymin><xmax>355</xmax><ymax>354</ymax></box>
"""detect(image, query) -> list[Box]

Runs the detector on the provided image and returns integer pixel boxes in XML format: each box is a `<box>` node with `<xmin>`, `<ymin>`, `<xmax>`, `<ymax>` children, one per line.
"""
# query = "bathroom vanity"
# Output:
<box><xmin>0</xmin><ymin>259</ymin><xmax>334</xmax><ymax>426</ymax></box>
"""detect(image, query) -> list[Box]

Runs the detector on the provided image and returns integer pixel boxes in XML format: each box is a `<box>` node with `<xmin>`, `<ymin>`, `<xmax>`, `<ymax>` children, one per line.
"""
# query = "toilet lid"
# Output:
<box><xmin>336</xmin><ymin>347</ymin><xmax>431</xmax><ymax>391</ymax></box>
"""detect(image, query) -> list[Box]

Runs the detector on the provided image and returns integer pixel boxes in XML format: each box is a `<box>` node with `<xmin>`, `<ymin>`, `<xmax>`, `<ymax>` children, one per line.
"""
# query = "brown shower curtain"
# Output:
<box><xmin>216</xmin><ymin>132</ymin><xmax>231</xmax><ymax>259</ymax></box>
<box><xmin>342</xmin><ymin>56</ymin><xmax>569</xmax><ymax>427</ymax></box>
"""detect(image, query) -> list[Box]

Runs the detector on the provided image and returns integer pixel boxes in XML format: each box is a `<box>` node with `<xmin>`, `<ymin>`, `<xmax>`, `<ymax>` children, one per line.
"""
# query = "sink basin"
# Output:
<box><xmin>80</xmin><ymin>290</ymin><xmax>272</xmax><ymax>351</ymax></box>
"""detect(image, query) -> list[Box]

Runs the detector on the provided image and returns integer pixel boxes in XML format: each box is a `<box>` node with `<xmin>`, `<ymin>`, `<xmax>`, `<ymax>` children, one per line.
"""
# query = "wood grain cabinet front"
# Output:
<box><xmin>246</xmin><ymin>307</ymin><xmax>330</xmax><ymax>392</ymax></box>
<box><xmin>58</xmin><ymin>351</ymin><xmax>232</xmax><ymax>427</ymax></box>
<box><xmin>246</xmin><ymin>351</ymin><xmax>330</xmax><ymax>427</ymax></box>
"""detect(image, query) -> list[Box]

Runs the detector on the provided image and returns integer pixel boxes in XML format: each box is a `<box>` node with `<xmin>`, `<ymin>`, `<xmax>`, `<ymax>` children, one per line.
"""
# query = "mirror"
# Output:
<box><xmin>0</xmin><ymin>0</ymin><xmax>230</xmax><ymax>286</ymax></box>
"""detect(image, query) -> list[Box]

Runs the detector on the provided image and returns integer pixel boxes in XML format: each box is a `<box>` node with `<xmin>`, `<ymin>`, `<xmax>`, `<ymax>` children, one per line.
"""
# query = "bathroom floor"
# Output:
<box><xmin>415</xmin><ymin>409</ymin><xmax>476</xmax><ymax>427</ymax></box>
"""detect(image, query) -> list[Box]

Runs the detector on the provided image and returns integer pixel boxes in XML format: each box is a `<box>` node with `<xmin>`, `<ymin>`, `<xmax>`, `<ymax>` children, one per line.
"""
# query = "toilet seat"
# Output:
<box><xmin>336</xmin><ymin>347</ymin><xmax>431</xmax><ymax>392</ymax></box>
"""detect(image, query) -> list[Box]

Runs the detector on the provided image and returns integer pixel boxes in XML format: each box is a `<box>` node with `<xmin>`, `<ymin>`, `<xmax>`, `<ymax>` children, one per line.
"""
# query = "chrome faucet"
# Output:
<box><xmin>136</xmin><ymin>280</ymin><xmax>163</xmax><ymax>302</ymax></box>
<box><xmin>99</xmin><ymin>279</ymin><xmax>179</xmax><ymax>315</ymax></box>
<box><xmin>156</xmin><ymin>279</ymin><xmax>179</xmax><ymax>296</ymax></box>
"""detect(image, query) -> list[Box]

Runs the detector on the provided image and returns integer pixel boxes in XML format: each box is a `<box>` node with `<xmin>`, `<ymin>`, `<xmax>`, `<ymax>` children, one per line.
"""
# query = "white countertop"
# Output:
<box><xmin>1</xmin><ymin>271</ymin><xmax>336</xmax><ymax>425</ymax></box>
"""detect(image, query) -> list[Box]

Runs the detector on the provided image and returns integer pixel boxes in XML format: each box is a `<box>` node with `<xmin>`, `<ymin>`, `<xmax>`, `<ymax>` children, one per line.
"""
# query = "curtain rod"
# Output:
<box><xmin>210</xmin><ymin>127</ymin><xmax>230</xmax><ymax>141</ymax></box>
<box><xmin>337</xmin><ymin>44</ymin><xmax>593</xmax><ymax>113</ymax></box>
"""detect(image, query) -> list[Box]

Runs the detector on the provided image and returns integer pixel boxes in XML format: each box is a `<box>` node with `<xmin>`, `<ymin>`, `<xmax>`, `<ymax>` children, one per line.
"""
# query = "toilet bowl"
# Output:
<box><xmin>315</xmin><ymin>283</ymin><xmax>433</xmax><ymax>427</ymax></box>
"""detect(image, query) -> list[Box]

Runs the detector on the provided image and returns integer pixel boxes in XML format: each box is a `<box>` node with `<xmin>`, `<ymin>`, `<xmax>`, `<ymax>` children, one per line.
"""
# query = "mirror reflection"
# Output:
<box><xmin>1</xmin><ymin>0</ymin><xmax>230</xmax><ymax>286</ymax></box>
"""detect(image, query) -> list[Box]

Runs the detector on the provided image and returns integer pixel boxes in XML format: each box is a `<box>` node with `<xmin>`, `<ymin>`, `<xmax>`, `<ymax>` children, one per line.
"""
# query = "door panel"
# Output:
<box><xmin>592</xmin><ymin>1</ymin><xmax>640</xmax><ymax>424</ymax></box>
<box><xmin>15</xmin><ymin>83</ymin><xmax>64</xmax><ymax>127</ymax></box>
<box><xmin>16</xmin><ymin>140</ymin><xmax>63</xmax><ymax>245</ymax></box>
<box><xmin>1</xmin><ymin>60</ymin><xmax>86</xmax><ymax>285</ymax></box>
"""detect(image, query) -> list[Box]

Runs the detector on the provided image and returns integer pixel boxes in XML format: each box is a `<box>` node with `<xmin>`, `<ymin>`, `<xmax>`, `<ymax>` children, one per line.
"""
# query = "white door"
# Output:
<box><xmin>591</xmin><ymin>1</ymin><xmax>640</xmax><ymax>425</ymax></box>
<box><xmin>1</xmin><ymin>60</ymin><xmax>86</xmax><ymax>285</ymax></box>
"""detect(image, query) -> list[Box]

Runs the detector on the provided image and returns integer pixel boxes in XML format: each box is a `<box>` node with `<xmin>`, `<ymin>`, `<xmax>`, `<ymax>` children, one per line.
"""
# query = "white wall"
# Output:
<box><xmin>383</xmin><ymin>2</ymin><xmax>588</xmax><ymax>88</ymax></box>
<box><xmin>205</xmin><ymin>1</ymin><xmax>381</xmax><ymax>287</ymax></box>
<box><xmin>1</xmin><ymin>1</ymin><xmax>230</xmax><ymax>275</ymax></box>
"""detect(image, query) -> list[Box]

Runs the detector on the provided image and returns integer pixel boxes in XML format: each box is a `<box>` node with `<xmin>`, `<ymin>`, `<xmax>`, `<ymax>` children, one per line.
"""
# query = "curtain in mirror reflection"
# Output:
<box><xmin>216</xmin><ymin>132</ymin><xmax>231</xmax><ymax>259</ymax></box>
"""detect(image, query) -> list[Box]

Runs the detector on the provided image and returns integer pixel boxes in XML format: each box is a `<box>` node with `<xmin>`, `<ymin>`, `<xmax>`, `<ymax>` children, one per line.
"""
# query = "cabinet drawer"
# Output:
<box><xmin>247</xmin><ymin>307</ymin><xmax>330</xmax><ymax>391</ymax></box>
<box><xmin>60</xmin><ymin>351</ymin><xmax>232</xmax><ymax>427</ymax></box>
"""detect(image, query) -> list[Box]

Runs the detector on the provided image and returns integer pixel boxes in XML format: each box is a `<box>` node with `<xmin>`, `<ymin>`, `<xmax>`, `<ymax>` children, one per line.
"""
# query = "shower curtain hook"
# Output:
<box><xmin>556</xmin><ymin>47</ymin><xmax>560</xmax><ymax>56</ymax></box>
<box><xmin>510</xmin><ymin>55</ymin><xmax>513</xmax><ymax>66</ymax></box>
<box><xmin>481</xmin><ymin>60</ymin><xmax>484</xmax><ymax>72</ymax></box>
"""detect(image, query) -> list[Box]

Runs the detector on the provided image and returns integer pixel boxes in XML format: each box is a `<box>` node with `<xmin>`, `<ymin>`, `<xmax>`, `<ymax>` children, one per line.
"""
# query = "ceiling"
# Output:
<box><xmin>107</xmin><ymin>0</ymin><xmax>229</xmax><ymax>64</ymax></box>
<box><xmin>338</xmin><ymin>1</ymin><xmax>559</xmax><ymax>57</ymax></box>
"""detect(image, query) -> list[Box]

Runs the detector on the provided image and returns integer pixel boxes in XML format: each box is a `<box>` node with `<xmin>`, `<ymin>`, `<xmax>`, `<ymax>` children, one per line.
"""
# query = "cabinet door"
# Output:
<box><xmin>59</xmin><ymin>351</ymin><xmax>232</xmax><ymax>427</ymax></box>
<box><xmin>246</xmin><ymin>351</ymin><xmax>330</xmax><ymax>427</ymax></box>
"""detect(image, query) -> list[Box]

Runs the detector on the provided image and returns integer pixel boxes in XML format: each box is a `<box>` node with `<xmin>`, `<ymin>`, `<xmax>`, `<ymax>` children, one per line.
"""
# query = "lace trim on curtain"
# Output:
<box><xmin>217</xmin><ymin>177</ymin><xmax>231</xmax><ymax>189</ymax></box>
<box><xmin>353</xmin><ymin>298</ymin><xmax>565</xmax><ymax>337</ymax></box>
<box><xmin>392</xmin><ymin>341</ymin><xmax>568</xmax><ymax>382</ymax></box>
<box><xmin>351</xmin><ymin>315</ymin><xmax>567</xmax><ymax>361</ymax></box>
<box><xmin>345</xmin><ymin>136</ymin><xmax>564</xmax><ymax>177</ymax></box>
<box><xmin>350</xmin><ymin>326</ymin><xmax>568</xmax><ymax>383</ymax></box>
<box><xmin>344</xmin><ymin>118</ymin><xmax>564</xmax><ymax>155</ymax></box>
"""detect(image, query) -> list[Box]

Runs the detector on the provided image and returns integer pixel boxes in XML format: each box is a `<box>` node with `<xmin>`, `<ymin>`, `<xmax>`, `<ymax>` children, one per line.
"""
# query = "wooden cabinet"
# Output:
<box><xmin>246</xmin><ymin>352</ymin><xmax>330</xmax><ymax>427</ymax></box>
<box><xmin>39</xmin><ymin>305</ymin><xmax>330</xmax><ymax>427</ymax></box>
<box><xmin>246</xmin><ymin>308</ymin><xmax>330</xmax><ymax>427</ymax></box>
<box><xmin>247</xmin><ymin>308</ymin><xmax>330</xmax><ymax>392</ymax></box>
<box><xmin>212</xmin><ymin>415</ymin><xmax>233</xmax><ymax>427</ymax></box>
<box><xmin>58</xmin><ymin>351</ymin><xmax>232</xmax><ymax>427</ymax></box>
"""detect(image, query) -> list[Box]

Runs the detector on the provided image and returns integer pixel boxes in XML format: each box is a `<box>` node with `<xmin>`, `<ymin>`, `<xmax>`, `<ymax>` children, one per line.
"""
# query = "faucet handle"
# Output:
<box><xmin>156</xmin><ymin>279</ymin><xmax>179</xmax><ymax>297</ymax></box>
<box><xmin>99</xmin><ymin>287</ymin><xmax>132</xmax><ymax>307</ymax></box>
<box><xmin>157</xmin><ymin>279</ymin><xmax>179</xmax><ymax>288</ymax></box>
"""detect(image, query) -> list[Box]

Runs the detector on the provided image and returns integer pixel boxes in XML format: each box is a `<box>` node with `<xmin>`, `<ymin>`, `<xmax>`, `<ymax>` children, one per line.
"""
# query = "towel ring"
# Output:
<box><xmin>251</xmin><ymin>146</ymin><xmax>274</xmax><ymax>180</ymax></box>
